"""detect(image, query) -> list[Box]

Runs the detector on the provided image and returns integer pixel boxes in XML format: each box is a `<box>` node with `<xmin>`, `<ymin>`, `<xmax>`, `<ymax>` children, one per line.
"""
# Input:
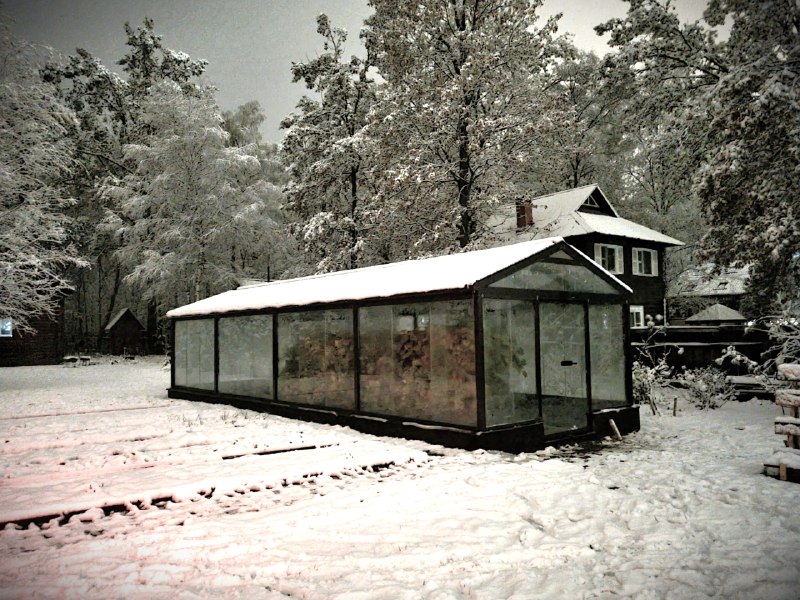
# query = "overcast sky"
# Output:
<box><xmin>4</xmin><ymin>0</ymin><xmax>708</xmax><ymax>143</ymax></box>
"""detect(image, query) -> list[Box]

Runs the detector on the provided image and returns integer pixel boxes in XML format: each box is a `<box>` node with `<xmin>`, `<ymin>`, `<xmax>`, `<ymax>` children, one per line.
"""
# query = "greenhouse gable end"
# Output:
<box><xmin>167</xmin><ymin>238</ymin><xmax>639</xmax><ymax>452</ymax></box>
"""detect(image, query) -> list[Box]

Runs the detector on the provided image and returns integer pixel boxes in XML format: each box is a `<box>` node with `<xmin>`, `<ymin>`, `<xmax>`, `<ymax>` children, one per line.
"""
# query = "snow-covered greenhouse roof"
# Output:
<box><xmin>167</xmin><ymin>237</ymin><xmax>630</xmax><ymax>318</ymax></box>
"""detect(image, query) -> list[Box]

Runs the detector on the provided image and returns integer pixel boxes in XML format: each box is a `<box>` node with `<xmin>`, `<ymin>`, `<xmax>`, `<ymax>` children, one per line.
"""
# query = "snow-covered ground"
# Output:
<box><xmin>0</xmin><ymin>358</ymin><xmax>798</xmax><ymax>599</ymax></box>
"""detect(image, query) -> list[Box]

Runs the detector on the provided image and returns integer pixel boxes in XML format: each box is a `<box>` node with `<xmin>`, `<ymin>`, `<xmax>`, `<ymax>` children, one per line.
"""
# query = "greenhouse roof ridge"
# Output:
<box><xmin>166</xmin><ymin>237</ymin><xmax>625</xmax><ymax>318</ymax></box>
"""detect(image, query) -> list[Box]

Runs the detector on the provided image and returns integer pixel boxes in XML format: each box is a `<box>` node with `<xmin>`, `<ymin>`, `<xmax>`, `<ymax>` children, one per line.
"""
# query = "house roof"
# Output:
<box><xmin>522</xmin><ymin>212</ymin><xmax>684</xmax><ymax>246</ymax></box>
<box><xmin>686</xmin><ymin>303</ymin><xmax>747</xmax><ymax>323</ymax></box>
<box><xmin>518</xmin><ymin>184</ymin><xmax>683</xmax><ymax>247</ymax></box>
<box><xmin>104</xmin><ymin>308</ymin><xmax>145</xmax><ymax>332</ymax></box>
<box><xmin>167</xmin><ymin>237</ymin><xmax>630</xmax><ymax>318</ymax></box>
<box><xmin>529</xmin><ymin>184</ymin><xmax>620</xmax><ymax>222</ymax></box>
<box><xmin>669</xmin><ymin>264</ymin><xmax>750</xmax><ymax>298</ymax></box>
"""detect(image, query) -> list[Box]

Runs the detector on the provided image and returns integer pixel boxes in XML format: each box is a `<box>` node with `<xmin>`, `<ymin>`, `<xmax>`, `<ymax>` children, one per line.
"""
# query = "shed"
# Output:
<box><xmin>166</xmin><ymin>238</ymin><xmax>637</xmax><ymax>452</ymax></box>
<box><xmin>102</xmin><ymin>308</ymin><xmax>146</xmax><ymax>355</ymax></box>
<box><xmin>685</xmin><ymin>303</ymin><xmax>747</xmax><ymax>326</ymax></box>
<box><xmin>0</xmin><ymin>301</ymin><xmax>67</xmax><ymax>367</ymax></box>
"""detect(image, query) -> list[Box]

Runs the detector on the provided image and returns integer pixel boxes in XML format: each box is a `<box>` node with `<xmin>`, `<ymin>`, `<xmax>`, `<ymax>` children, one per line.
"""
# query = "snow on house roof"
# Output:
<box><xmin>529</xmin><ymin>184</ymin><xmax>620</xmax><ymax>222</ymax></box>
<box><xmin>686</xmin><ymin>303</ymin><xmax>747</xmax><ymax>323</ymax></box>
<box><xmin>104</xmin><ymin>308</ymin><xmax>144</xmax><ymax>332</ymax></box>
<box><xmin>167</xmin><ymin>237</ymin><xmax>628</xmax><ymax>318</ymax></box>
<box><xmin>669</xmin><ymin>264</ymin><xmax>750</xmax><ymax>298</ymax></box>
<box><xmin>523</xmin><ymin>212</ymin><xmax>684</xmax><ymax>246</ymax></box>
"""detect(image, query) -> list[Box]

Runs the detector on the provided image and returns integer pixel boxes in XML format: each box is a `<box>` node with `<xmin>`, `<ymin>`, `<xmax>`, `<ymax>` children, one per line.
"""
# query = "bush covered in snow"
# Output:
<box><xmin>673</xmin><ymin>367</ymin><xmax>736</xmax><ymax>410</ymax></box>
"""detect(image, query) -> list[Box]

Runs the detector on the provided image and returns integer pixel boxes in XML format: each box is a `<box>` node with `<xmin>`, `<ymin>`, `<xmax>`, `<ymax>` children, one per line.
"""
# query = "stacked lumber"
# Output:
<box><xmin>774</xmin><ymin>389</ymin><xmax>800</xmax><ymax>450</ymax></box>
<box><xmin>765</xmin><ymin>365</ymin><xmax>800</xmax><ymax>482</ymax></box>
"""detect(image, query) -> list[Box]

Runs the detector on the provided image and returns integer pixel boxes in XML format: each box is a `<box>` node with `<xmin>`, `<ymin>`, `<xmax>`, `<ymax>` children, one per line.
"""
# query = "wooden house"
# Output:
<box><xmin>490</xmin><ymin>185</ymin><xmax>683</xmax><ymax>330</ymax></box>
<box><xmin>167</xmin><ymin>238</ymin><xmax>637</xmax><ymax>452</ymax></box>
<box><xmin>0</xmin><ymin>300</ymin><xmax>67</xmax><ymax>367</ymax></box>
<box><xmin>668</xmin><ymin>264</ymin><xmax>750</xmax><ymax>321</ymax></box>
<box><xmin>102</xmin><ymin>308</ymin><xmax>147</xmax><ymax>355</ymax></box>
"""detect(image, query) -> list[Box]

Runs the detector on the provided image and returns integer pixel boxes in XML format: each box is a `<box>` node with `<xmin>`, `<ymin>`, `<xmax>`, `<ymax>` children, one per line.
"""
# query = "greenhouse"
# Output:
<box><xmin>167</xmin><ymin>238</ymin><xmax>638</xmax><ymax>452</ymax></box>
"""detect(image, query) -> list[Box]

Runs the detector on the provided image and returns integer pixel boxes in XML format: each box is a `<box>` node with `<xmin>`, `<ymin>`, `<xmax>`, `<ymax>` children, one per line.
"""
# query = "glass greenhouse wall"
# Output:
<box><xmin>218</xmin><ymin>314</ymin><xmax>273</xmax><ymax>398</ymax></box>
<box><xmin>358</xmin><ymin>300</ymin><xmax>476</xmax><ymax>426</ymax></box>
<box><xmin>167</xmin><ymin>239</ymin><xmax>639</xmax><ymax>452</ymax></box>
<box><xmin>278</xmin><ymin>309</ymin><xmax>355</xmax><ymax>408</ymax></box>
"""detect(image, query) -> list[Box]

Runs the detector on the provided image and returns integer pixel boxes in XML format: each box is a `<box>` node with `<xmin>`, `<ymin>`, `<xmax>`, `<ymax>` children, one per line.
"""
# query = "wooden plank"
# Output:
<box><xmin>777</xmin><ymin>363</ymin><xmax>800</xmax><ymax>381</ymax></box>
<box><xmin>775</xmin><ymin>422</ymin><xmax>800</xmax><ymax>436</ymax></box>
<box><xmin>775</xmin><ymin>389</ymin><xmax>800</xmax><ymax>407</ymax></box>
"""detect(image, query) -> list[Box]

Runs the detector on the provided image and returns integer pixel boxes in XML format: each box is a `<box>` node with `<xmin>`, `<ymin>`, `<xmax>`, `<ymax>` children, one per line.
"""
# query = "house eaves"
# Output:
<box><xmin>520</xmin><ymin>212</ymin><xmax>684</xmax><ymax>247</ymax></box>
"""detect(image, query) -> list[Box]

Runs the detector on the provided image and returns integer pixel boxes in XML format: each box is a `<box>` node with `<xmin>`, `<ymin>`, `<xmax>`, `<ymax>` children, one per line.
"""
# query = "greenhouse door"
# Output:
<box><xmin>539</xmin><ymin>302</ymin><xmax>589</xmax><ymax>435</ymax></box>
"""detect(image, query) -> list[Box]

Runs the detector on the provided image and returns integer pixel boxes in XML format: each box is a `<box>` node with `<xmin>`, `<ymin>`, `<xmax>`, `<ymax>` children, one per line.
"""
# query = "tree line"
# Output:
<box><xmin>1</xmin><ymin>0</ymin><xmax>797</xmax><ymax>351</ymax></box>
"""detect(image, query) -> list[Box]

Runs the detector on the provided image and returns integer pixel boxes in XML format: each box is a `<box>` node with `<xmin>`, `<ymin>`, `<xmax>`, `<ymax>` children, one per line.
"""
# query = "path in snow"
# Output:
<box><xmin>1</xmin><ymin>358</ymin><xmax>799</xmax><ymax>599</ymax></box>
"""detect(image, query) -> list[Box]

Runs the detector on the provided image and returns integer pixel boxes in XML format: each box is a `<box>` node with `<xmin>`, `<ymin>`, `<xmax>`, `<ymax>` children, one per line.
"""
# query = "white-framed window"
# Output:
<box><xmin>0</xmin><ymin>318</ymin><xmax>12</xmax><ymax>338</ymax></box>
<box><xmin>594</xmin><ymin>243</ymin><xmax>624</xmax><ymax>274</ymax></box>
<box><xmin>632</xmin><ymin>247</ymin><xmax>658</xmax><ymax>276</ymax></box>
<box><xmin>629</xmin><ymin>306</ymin><xmax>645</xmax><ymax>329</ymax></box>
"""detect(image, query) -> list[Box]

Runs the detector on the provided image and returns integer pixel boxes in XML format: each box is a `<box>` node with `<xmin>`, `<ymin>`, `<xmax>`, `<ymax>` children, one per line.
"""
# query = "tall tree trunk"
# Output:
<box><xmin>98</xmin><ymin>264</ymin><xmax>122</xmax><ymax>350</ymax></box>
<box><xmin>349</xmin><ymin>165</ymin><xmax>359</xmax><ymax>269</ymax></box>
<box><xmin>147</xmin><ymin>298</ymin><xmax>159</xmax><ymax>354</ymax></box>
<box><xmin>456</xmin><ymin>112</ymin><xmax>474</xmax><ymax>248</ymax></box>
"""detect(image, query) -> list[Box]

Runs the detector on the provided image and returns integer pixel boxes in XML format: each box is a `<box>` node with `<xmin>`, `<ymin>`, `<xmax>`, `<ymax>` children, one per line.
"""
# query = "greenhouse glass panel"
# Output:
<box><xmin>490</xmin><ymin>260</ymin><xmax>620</xmax><ymax>294</ymax></box>
<box><xmin>359</xmin><ymin>300</ymin><xmax>476</xmax><ymax>426</ymax></box>
<box><xmin>218</xmin><ymin>315</ymin><xmax>273</xmax><ymax>399</ymax></box>
<box><xmin>483</xmin><ymin>299</ymin><xmax>538</xmax><ymax>426</ymax></box>
<box><xmin>589</xmin><ymin>304</ymin><xmax>628</xmax><ymax>410</ymax></box>
<box><xmin>174</xmin><ymin>319</ymin><xmax>214</xmax><ymax>390</ymax></box>
<box><xmin>539</xmin><ymin>302</ymin><xmax>589</xmax><ymax>434</ymax></box>
<box><xmin>277</xmin><ymin>310</ymin><xmax>355</xmax><ymax>409</ymax></box>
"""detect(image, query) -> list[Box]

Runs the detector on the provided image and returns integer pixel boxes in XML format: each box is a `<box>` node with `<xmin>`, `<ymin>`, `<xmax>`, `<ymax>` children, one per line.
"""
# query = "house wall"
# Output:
<box><xmin>0</xmin><ymin>303</ymin><xmax>66</xmax><ymax>367</ymax></box>
<box><xmin>487</xmin><ymin>205</ymin><xmax>670</xmax><ymax>322</ymax></box>
<box><xmin>566</xmin><ymin>233</ymin><xmax>667</xmax><ymax>320</ymax></box>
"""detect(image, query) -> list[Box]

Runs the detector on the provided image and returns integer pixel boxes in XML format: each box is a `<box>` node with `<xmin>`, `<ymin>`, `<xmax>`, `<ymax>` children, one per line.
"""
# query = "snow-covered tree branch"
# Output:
<box><xmin>281</xmin><ymin>14</ymin><xmax>376</xmax><ymax>273</ymax></box>
<box><xmin>364</xmin><ymin>0</ymin><xmax>565</xmax><ymax>256</ymax></box>
<box><xmin>0</xmin><ymin>23</ymin><xmax>86</xmax><ymax>333</ymax></box>
<box><xmin>599</xmin><ymin>0</ymin><xmax>800</xmax><ymax>311</ymax></box>
<box><xmin>103</xmin><ymin>82</ymin><xmax>285</xmax><ymax>306</ymax></box>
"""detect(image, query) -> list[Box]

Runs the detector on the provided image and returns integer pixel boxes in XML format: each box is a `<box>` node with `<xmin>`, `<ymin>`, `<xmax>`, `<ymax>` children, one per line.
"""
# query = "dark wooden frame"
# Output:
<box><xmin>168</xmin><ymin>241</ymin><xmax>639</xmax><ymax>452</ymax></box>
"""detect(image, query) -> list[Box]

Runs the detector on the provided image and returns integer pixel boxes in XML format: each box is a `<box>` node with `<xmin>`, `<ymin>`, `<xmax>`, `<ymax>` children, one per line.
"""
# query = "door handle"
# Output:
<box><xmin>560</xmin><ymin>360</ymin><xmax>577</xmax><ymax>367</ymax></box>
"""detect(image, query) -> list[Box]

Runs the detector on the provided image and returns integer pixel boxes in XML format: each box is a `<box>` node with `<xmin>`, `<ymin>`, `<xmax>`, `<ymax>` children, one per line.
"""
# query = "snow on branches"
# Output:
<box><xmin>103</xmin><ymin>82</ymin><xmax>284</xmax><ymax>306</ymax></box>
<box><xmin>599</xmin><ymin>0</ymin><xmax>800</xmax><ymax>310</ymax></box>
<box><xmin>0</xmin><ymin>25</ymin><xmax>86</xmax><ymax>332</ymax></box>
